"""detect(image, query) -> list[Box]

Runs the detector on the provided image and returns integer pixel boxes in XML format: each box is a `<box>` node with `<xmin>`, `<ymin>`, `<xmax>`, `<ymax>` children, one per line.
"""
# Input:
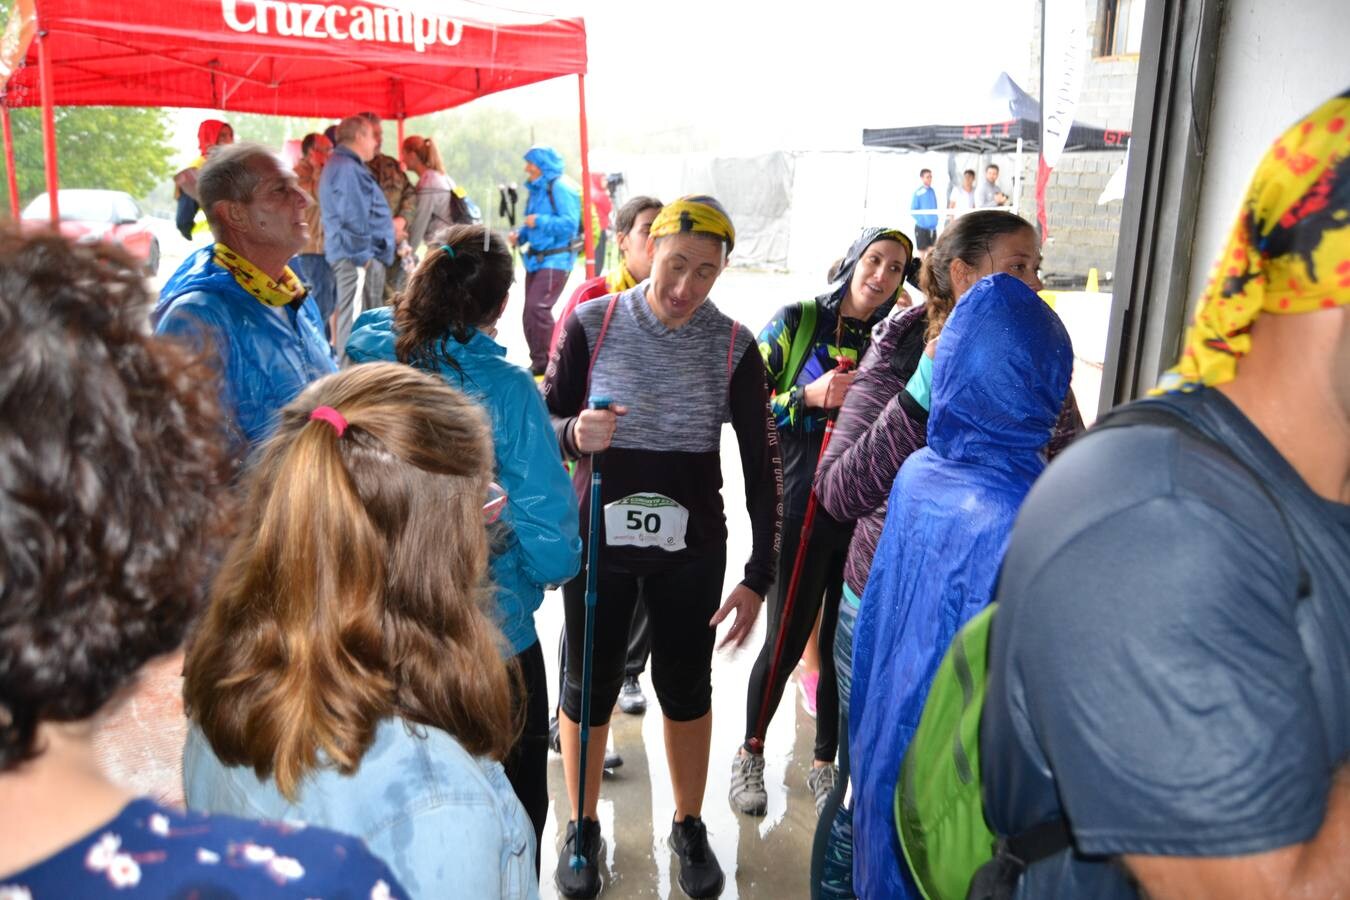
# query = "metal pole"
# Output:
<box><xmin>2</xmin><ymin>102</ymin><xmax>19</xmax><ymax>219</ymax></box>
<box><xmin>37</xmin><ymin>28</ymin><xmax>59</xmax><ymax>223</ymax></box>
<box><xmin>577</xmin><ymin>74</ymin><xmax>595</xmax><ymax>279</ymax></box>
<box><xmin>397</xmin><ymin>116</ymin><xmax>405</xmax><ymax>151</ymax></box>
<box><xmin>1013</xmin><ymin>136</ymin><xmax>1023</xmax><ymax>216</ymax></box>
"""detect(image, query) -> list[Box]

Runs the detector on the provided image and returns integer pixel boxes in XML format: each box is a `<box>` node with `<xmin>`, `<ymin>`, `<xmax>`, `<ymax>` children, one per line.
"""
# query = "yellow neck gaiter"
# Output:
<box><xmin>606</xmin><ymin>261</ymin><xmax>637</xmax><ymax>293</ymax></box>
<box><xmin>1156</xmin><ymin>91</ymin><xmax>1350</xmax><ymax>394</ymax></box>
<box><xmin>213</xmin><ymin>242</ymin><xmax>307</xmax><ymax>309</ymax></box>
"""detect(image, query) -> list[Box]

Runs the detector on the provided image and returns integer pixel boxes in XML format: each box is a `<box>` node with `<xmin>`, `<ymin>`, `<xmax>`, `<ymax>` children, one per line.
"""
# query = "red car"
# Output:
<box><xmin>21</xmin><ymin>189</ymin><xmax>161</xmax><ymax>276</ymax></box>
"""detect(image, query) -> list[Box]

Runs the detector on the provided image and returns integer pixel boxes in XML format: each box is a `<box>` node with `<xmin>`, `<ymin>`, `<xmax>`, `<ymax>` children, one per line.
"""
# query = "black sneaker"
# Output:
<box><xmin>555</xmin><ymin>818</ymin><xmax>603</xmax><ymax>898</ymax></box>
<box><xmin>668</xmin><ymin>815</ymin><xmax>724</xmax><ymax>898</ymax></box>
<box><xmin>604</xmin><ymin>748</ymin><xmax>624</xmax><ymax>770</ymax></box>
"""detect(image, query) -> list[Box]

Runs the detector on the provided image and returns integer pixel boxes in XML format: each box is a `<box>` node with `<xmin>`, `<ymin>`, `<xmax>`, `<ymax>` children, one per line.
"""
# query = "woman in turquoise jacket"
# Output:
<box><xmin>347</xmin><ymin>224</ymin><xmax>581</xmax><ymax>877</ymax></box>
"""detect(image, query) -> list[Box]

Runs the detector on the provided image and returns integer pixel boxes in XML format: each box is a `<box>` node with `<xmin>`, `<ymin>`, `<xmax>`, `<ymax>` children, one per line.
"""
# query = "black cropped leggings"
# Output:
<box><xmin>560</xmin><ymin>548</ymin><xmax>725</xmax><ymax>726</ymax></box>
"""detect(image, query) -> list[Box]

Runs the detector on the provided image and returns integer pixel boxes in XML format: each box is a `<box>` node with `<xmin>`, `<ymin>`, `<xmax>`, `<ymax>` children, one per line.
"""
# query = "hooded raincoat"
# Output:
<box><xmin>346</xmin><ymin>307</ymin><xmax>581</xmax><ymax>655</ymax></box>
<box><xmin>153</xmin><ymin>246</ymin><xmax>337</xmax><ymax>452</ymax></box>
<box><xmin>847</xmin><ymin>274</ymin><xmax>1073</xmax><ymax>899</ymax></box>
<box><xmin>518</xmin><ymin>146</ymin><xmax>580</xmax><ymax>274</ymax></box>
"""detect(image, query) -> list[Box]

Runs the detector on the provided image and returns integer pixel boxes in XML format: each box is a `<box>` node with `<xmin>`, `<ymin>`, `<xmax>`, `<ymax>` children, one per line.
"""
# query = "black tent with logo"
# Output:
<box><xmin>862</xmin><ymin>72</ymin><xmax>1130</xmax><ymax>153</ymax></box>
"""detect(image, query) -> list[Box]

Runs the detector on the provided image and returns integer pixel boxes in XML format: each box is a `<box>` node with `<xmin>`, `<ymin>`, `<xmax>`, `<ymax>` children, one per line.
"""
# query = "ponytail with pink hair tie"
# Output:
<box><xmin>309</xmin><ymin>405</ymin><xmax>348</xmax><ymax>437</ymax></box>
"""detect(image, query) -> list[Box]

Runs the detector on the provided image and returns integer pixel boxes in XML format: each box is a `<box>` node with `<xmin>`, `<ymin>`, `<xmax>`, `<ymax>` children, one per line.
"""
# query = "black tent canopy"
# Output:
<box><xmin>862</xmin><ymin>72</ymin><xmax>1130</xmax><ymax>153</ymax></box>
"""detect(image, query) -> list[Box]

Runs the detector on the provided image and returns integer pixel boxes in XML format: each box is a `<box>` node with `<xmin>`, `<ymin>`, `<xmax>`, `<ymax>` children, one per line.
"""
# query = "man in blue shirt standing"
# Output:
<box><xmin>911</xmin><ymin>169</ymin><xmax>938</xmax><ymax>260</ymax></box>
<box><xmin>320</xmin><ymin>115</ymin><xmax>395</xmax><ymax>364</ymax></box>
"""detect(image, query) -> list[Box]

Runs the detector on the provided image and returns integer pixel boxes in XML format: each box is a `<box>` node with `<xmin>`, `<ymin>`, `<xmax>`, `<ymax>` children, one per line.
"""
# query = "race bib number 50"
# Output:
<box><xmin>603</xmin><ymin>493</ymin><xmax>689</xmax><ymax>551</ymax></box>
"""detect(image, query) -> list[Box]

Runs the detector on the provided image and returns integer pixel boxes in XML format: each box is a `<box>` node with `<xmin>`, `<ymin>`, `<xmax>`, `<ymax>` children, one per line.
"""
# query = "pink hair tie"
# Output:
<box><xmin>309</xmin><ymin>405</ymin><xmax>348</xmax><ymax>437</ymax></box>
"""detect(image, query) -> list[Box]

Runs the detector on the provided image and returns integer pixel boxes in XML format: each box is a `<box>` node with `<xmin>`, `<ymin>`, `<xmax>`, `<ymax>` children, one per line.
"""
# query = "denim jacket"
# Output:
<box><xmin>184</xmin><ymin>718</ymin><xmax>538</xmax><ymax>900</ymax></box>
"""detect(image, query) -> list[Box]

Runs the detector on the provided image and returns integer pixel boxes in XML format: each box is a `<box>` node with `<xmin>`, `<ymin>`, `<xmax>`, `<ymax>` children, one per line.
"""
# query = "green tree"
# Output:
<box><xmin>1</xmin><ymin>106</ymin><xmax>175</xmax><ymax>214</ymax></box>
<box><xmin>402</xmin><ymin>105</ymin><xmax>581</xmax><ymax>231</ymax></box>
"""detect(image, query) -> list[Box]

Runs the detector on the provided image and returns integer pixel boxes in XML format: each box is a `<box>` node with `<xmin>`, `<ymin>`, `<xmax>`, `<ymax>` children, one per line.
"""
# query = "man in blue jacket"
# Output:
<box><xmin>320</xmin><ymin>115</ymin><xmax>396</xmax><ymax>363</ymax></box>
<box><xmin>509</xmin><ymin>146</ymin><xmax>581</xmax><ymax>375</ymax></box>
<box><xmin>154</xmin><ymin>143</ymin><xmax>337</xmax><ymax>454</ymax></box>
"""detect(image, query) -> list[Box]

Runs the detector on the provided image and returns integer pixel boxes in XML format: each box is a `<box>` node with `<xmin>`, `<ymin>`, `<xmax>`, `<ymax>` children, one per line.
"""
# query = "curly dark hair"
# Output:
<box><xmin>0</xmin><ymin>229</ymin><xmax>235</xmax><ymax>770</ymax></box>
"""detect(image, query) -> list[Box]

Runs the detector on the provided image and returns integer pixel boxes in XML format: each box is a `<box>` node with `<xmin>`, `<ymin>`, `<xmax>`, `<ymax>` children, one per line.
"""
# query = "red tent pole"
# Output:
<box><xmin>577</xmin><ymin>74</ymin><xmax>594</xmax><ymax>279</ymax></box>
<box><xmin>2</xmin><ymin>102</ymin><xmax>19</xmax><ymax>219</ymax></box>
<box><xmin>37</xmin><ymin>27</ymin><xmax>60</xmax><ymax>222</ymax></box>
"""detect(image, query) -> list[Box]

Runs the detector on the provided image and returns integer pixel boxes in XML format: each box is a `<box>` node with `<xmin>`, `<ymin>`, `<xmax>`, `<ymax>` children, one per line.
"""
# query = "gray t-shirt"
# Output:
<box><xmin>982</xmin><ymin>389</ymin><xmax>1350</xmax><ymax>899</ymax></box>
<box><xmin>976</xmin><ymin>178</ymin><xmax>1005</xmax><ymax>207</ymax></box>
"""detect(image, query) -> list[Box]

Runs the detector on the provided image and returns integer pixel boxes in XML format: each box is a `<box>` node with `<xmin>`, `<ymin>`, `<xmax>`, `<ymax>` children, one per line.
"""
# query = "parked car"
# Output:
<box><xmin>21</xmin><ymin>189</ymin><xmax>161</xmax><ymax>276</ymax></box>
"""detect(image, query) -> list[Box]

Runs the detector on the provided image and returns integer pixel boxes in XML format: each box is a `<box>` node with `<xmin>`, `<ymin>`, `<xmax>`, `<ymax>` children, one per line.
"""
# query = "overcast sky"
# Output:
<box><xmin>479</xmin><ymin>0</ymin><xmax>1038</xmax><ymax>149</ymax></box>
<box><xmin>174</xmin><ymin>0</ymin><xmax>1038</xmax><ymax>156</ymax></box>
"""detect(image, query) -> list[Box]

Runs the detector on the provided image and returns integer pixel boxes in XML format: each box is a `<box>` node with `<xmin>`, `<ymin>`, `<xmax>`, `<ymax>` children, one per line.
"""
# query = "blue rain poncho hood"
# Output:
<box><xmin>847</xmin><ymin>274</ymin><xmax>1073</xmax><ymax>898</ymax></box>
<box><xmin>523</xmin><ymin>145</ymin><xmax>566</xmax><ymax>184</ymax></box>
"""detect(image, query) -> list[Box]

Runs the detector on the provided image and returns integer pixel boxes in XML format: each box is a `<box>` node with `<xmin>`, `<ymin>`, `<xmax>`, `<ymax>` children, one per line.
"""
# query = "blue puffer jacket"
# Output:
<box><xmin>518</xmin><ymin>146</ymin><xmax>580</xmax><ymax>274</ymax></box>
<box><xmin>848</xmin><ymin>274</ymin><xmax>1073</xmax><ymax>899</ymax></box>
<box><xmin>346</xmin><ymin>307</ymin><xmax>581</xmax><ymax>656</ymax></box>
<box><xmin>153</xmin><ymin>246</ymin><xmax>337</xmax><ymax>452</ymax></box>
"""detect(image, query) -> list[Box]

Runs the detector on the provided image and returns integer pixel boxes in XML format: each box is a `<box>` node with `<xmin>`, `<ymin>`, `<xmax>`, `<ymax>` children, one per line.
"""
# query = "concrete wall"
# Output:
<box><xmin>1184</xmin><ymin>0</ymin><xmax>1350</xmax><ymax>308</ymax></box>
<box><xmin>1020</xmin><ymin>0</ymin><xmax>1140</xmax><ymax>285</ymax></box>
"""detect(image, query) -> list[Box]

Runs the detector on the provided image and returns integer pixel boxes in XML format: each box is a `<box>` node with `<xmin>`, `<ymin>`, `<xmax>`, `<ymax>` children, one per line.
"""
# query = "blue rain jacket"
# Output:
<box><xmin>346</xmin><ymin>308</ymin><xmax>581</xmax><ymax>656</ymax></box>
<box><xmin>319</xmin><ymin>145</ymin><xmax>396</xmax><ymax>267</ymax></box>
<box><xmin>848</xmin><ymin>274</ymin><xmax>1073</xmax><ymax>899</ymax></box>
<box><xmin>518</xmin><ymin>146</ymin><xmax>580</xmax><ymax>274</ymax></box>
<box><xmin>153</xmin><ymin>246</ymin><xmax>337</xmax><ymax>452</ymax></box>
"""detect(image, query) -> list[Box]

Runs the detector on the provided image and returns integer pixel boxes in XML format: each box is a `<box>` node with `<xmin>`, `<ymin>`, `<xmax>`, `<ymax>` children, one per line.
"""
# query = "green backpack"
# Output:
<box><xmin>894</xmin><ymin>402</ymin><xmax>1312</xmax><ymax>900</ymax></box>
<box><xmin>894</xmin><ymin>605</ymin><xmax>1058</xmax><ymax>900</ymax></box>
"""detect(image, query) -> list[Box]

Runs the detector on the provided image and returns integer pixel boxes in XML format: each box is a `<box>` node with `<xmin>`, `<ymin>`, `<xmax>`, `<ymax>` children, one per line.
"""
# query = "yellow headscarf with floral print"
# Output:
<box><xmin>1156</xmin><ymin>89</ymin><xmax>1350</xmax><ymax>394</ymax></box>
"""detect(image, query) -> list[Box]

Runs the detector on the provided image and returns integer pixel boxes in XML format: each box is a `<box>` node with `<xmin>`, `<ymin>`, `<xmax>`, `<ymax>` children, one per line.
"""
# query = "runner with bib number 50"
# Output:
<box><xmin>544</xmin><ymin>196</ymin><xmax>784</xmax><ymax>900</ymax></box>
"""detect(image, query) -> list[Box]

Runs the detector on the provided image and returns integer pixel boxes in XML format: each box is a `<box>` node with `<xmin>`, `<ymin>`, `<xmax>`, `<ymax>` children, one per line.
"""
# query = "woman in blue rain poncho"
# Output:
<box><xmin>847</xmin><ymin>273</ymin><xmax>1074</xmax><ymax>899</ymax></box>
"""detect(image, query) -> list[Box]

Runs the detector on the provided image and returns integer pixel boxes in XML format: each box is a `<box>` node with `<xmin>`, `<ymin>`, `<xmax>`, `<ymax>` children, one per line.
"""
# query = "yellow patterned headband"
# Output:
<box><xmin>649</xmin><ymin>195</ymin><xmax>736</xmax><ymax>254</ymax></box>
<box><xmin>1156</xmin><ymin>89</ymin><xmax>1350</xmax><ymax>393</ymax></box>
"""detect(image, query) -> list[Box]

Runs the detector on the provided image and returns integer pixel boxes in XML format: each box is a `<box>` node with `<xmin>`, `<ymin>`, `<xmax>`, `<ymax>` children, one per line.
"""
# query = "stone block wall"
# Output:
<box><xmin>1018</xmin><ymin>0</ymin><xmax>1142</xmax><ymax>286</ymax></box>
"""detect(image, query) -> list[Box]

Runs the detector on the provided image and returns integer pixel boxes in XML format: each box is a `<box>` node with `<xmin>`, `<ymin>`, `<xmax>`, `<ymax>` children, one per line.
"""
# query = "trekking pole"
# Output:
<box><xmin>572</xmin><ymin>395</ymin><xmax>610</xmax><ymax>871</ymax></box>
<box><xmin>747</xmin><ymin>356</ymin><xmax>855</xmax><ymax>756</ymax></box>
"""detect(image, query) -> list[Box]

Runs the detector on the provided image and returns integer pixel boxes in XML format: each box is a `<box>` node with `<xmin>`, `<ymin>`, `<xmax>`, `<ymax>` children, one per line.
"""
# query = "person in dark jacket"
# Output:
<box><xmin>155</xmin><ymin>142</ymin><xmax>336</xmax><ymax>455</ymax></box>
<box><xmin>510</xmin><ymin>146</ymin><xmax>581</xmax><ymax>376</ymax></box>
<box><xmin>809</xmin><ymin>210</ymin><xmax>1083</xmax><ymax>900</ymax></box>
<box><xmin>730</xmin><ymin>227</ymin><xmax>914</xmax><ymax>821</ymax></box>
<box><xmin>848</xmin><ymin>274</ymin><xmax>1073</xmax><ymax>899</ymax></box>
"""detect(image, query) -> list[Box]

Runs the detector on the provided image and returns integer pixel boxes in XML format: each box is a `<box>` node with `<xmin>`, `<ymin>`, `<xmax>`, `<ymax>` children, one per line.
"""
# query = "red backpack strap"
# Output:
<box><xmin>726</xmin><ymin>319</ymin><xmax>743</xmax><ymax>399</ymax></box>
<box><xmin>584</xmin><ymin>293</ymin><xmax>621</xmax><ymax>402</ymax></box>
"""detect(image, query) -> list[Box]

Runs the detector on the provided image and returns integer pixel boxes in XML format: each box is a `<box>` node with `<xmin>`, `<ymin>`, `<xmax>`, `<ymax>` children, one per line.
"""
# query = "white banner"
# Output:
<box><xmin>1040</xmin><ymin>0</ymin><xmax>1088</xmax><ymax>170</ymax></box>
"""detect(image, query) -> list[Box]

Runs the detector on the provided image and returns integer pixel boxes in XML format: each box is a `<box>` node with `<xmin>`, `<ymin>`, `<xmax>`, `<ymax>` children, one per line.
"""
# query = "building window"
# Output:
<box><xmin>1096</xmin><ymin>0</ymin><xmax>1146</xmax><ymax>56</ymax></box>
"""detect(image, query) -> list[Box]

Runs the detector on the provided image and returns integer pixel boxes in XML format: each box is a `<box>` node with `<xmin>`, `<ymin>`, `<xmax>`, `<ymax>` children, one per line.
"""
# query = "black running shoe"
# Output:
<box><xmin>555</xmin><ymin>818</ymin><xmax>603</xmax><ymax>898</ymax></box>
<box><xmin>668</xmin><ymin>815</ymin><xmax>724</xmax><ymax>898</ymax></box>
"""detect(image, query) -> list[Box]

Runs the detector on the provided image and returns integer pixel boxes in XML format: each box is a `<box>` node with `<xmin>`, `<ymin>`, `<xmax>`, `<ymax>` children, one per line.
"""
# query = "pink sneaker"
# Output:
<box><xmin>798</xmin><ymin>670</ymin><xmax>819</xmax><ymax>719</ymax></box>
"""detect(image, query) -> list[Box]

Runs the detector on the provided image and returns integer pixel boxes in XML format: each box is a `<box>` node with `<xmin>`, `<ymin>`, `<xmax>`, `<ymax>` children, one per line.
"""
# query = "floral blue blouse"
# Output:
<box><xmin>1</xmin><ymin>798</ymin><xmax>405</xmax><ymax>898</ymax></box>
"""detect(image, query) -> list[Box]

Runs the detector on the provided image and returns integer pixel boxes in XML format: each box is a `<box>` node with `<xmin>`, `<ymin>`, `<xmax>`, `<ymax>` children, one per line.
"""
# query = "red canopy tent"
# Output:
<box><xmin>0</xmin><ymin>0</ymin><xmax>599</xmax><ymax>272</ymax></box>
